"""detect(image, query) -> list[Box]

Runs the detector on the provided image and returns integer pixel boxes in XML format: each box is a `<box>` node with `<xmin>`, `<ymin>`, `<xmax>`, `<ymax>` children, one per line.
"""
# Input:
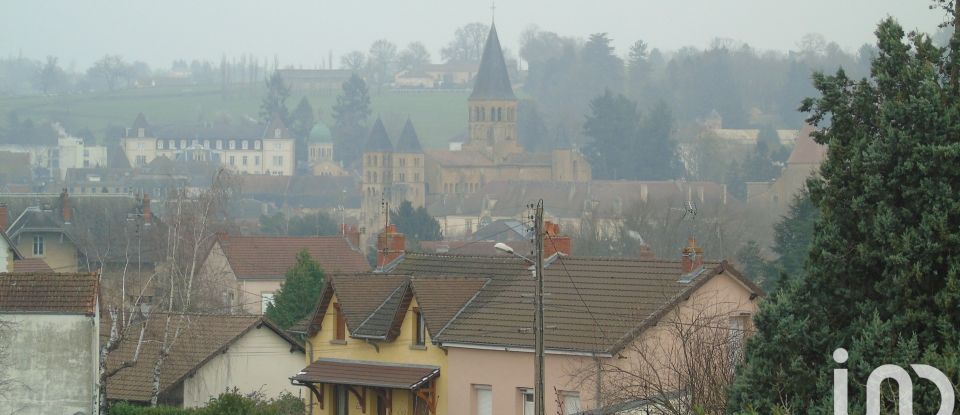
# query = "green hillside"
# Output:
<box><xmin>0</xmin><ymin>85</ymin><xmax>468</xmax><ymax>149</ymax></box>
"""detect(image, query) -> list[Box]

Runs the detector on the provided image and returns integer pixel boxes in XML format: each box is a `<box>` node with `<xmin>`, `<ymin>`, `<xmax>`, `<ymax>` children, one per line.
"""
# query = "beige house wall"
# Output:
<box><xmin>14</xmin><ymin>231</ymin><xmax>77</xmax><ymax>272</ymax></box>
<box><xmin>121</xmin><ymin>137</ymin><xmax>296</xmax><ymax>175</ymax></box>
<box><xmin>239</xmin><ymin>279</ymin><xmax>283</xmax><ymax>315</ymax></box>
<box><xmin>182</xmin><ymin>325</ymin><xmax>305</xmax><ymax>407</ymax></box>
<box><xmin>445</xmin><ymin>271</ymin><xmax>759</xmax><ymax>415</ymax></box>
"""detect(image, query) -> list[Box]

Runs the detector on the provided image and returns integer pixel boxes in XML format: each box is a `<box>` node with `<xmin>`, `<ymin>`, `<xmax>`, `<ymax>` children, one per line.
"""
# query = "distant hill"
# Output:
<box><xmin>0</xmin><ymin>84</ymin><xmax>468</xmax><ymax>149</ymax></box>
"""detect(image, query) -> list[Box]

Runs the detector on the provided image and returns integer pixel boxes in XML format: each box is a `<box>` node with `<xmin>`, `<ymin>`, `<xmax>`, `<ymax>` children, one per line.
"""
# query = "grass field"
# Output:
<box><xmin>0</xmin><ymin>84</ymin><xmax>469</xmax><ymax>149</ymax></box>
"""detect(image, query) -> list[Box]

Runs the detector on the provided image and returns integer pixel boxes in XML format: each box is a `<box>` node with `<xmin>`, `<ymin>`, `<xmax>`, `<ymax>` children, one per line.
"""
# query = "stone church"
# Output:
<box><xmin>359</xmin><ymin>23</ymin><xmax>591</xmax><ymax>243</ymax></box>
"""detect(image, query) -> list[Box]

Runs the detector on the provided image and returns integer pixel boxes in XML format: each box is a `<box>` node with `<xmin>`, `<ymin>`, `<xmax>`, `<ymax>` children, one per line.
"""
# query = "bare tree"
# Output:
<box><xmin>441</xmin><ymin>22</ymin><xmax>490</xmax><ymax>63</ymax></box>
<box><xmin>576</xmin><ymin>294</ymin><xmax>753</xmax><ymax>415</ymax></box>
<box><xmin>148</xmin><ymin>169</ymin><xmax>234</xmax><ymax>406</ymax></box>
<box><xmin>340</xmin><ymin>51</ymin><xmax>367</xmax><ymax>72</ymax></box>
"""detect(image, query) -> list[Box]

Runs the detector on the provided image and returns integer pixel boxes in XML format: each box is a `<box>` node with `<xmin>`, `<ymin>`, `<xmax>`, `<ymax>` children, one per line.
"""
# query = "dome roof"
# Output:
<box><xmin>307</xmin><ymin>122</ymin><xmax>333</xmax><ymax>144</ymax></box>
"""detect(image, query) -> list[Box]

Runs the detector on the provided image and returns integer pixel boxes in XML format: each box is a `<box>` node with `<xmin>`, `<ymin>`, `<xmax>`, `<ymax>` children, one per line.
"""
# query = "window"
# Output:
<box><xmin>729</xmin><ymin>315</ymin><xmax>749</xmax><ymax>363</ymax></box>
<box><xmin>216</xmin><ymin>140</ymin><xmax>223</xmax><ymax>150</ymax></box>
<box><xmin>180</xmin><ymin>140</ymin><xmax>187</xmax><ymax>148</ymax></box>
<box><xmin>229</xmin><ymin>156</ymin><xmax>235</xmax><ymax>166</ymax></box>
<box><xmin>192</xmin><ymin>139</ymin><xmax>199</xmax><ymax>146</ymax></box>
<box><xmin>520</xmin><ymin>389</ymin><xmax>534</xmax><ymax>415</ymax></box>
<box><xmin>260</xmin><ymin>292</ymin><xmax>274</xmax><ymax>314</ymax></box>
<box><xmin>414</xmin><ymin>307</ymin><xmax>426</xmax><ymax>346</ymax></box>
<box><xmin>228</xmin><ymin>140</ymin><xmax>235</xmax><ymax>150</ymax></box>
<box><xmin>399</xmin><ymin>157</ymin><xmax>406</xmax><ymax>167</ymax></box>
<box><xmin>135</xmin><ymin>155</ymin><xmax>147</xmax><ymax>166</ymax></box>
<box><xmin>137</xmin><ymin>127</ymin><xmax>145</xmax><ymax>137</ymax></box>
<box><xmin>169</xmin><ymin>140</ymin><xmax>176</xmax><ymax>149</ymax></box>
<box><xmin>33</xmin><ymin>235</ymin><xmax>44</xmax><ymax>256</ymax></box>
<box><xmin>157</xmin><ymin>141</ymin><xmax>164</xmax><ymax>149</ymax></box>
<box><xmin>414</xmin><ymin>157</ymin><xmax>420</xmax><ymax>167</ymax></box>
<box><xmin>242</xmin><ymin>156</ymin><xmax>248</xmax><ymax>166</ymax></box>
<box><xmin>414</xmin><ymin>173</ymin><xmax>420</xmax><ymax>182</ymax></box>
<box><xmin>562</xmin><ymin>392</ymin><xmax>581</xmax><ymax>414</ymax></box>
<box><xmin>204</xmin><ymin>140</ymin><xmax>210</xmax><ymax>149</ymax></box>
<box><xmin>254</xmin><ymin>140</ymin><xmax>261</xmax><ymax>150</ymax></box>
<box><xmin>241</xmin><ymin>140</ymin><xmax>248</xmax><ymax>150</ymax></box>
<box><xmin>334</xmin><ymin>303</ymin><xmax>346</xmax><ymax>340</ymax></box>
<box><xmin>254</xmin><ymin>156</ymin><xmax>260</xmax><ymax>166</ymax></box>
<box><xmin>136</xmin><ymin>142</ymin><xmax>144</xmax><ymax>150</ymax></box>
<box><xmin>473</xmin><ymin>385</ymin><xmax>492</xmax><ymax>415</ymax></box>
<box><xmin>274</xmin><ymin>155</ymin><xmax>283</xmax><ymax>166</ymax></box>
<box><xmin>275</xmin><ymin>128</ymin><xmax>282</xmax><ymax>138</ymax></box>
<box><xmin>274</xmin><ymin>142</ymin><xmax>283</xmax><ymax>150</ymax></box>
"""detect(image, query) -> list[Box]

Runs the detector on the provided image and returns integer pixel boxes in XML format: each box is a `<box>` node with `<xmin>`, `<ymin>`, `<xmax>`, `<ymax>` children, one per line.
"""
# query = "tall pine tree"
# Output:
<box><xmin>730</xmin><ymin>15</ymin><xmax>960</xmax><ymax>413</ymax></box>
<box><xmin>332</xmin><ymin>73</ymin><xmax>372</xmax><ymax>167</ymax></box>
<box><xmin>265</xmin><ymin>250</ymin><xmax>326</xmax><ymax>329</ymax></box>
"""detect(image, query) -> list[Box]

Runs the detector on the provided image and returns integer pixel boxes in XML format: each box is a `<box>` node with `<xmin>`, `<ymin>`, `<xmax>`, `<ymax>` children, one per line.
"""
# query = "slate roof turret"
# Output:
<box><xmin>469</xmin><ymin>24</ymin><xmax>516</xmax><ymax>101</ymax></box>
<box><xmin>364</xmin><ymin>118</ymin><xmax>394</xmax><ymax>153</ymax></box>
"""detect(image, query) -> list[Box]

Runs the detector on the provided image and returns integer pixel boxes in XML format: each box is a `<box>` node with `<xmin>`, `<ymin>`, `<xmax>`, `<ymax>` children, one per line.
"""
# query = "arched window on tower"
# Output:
<box><xmin>497</xmin><ymin>107</ymin><xmax>503</xmax><ymax>122</ymax></box>
<box><xmin>480</xmin><ymin>107</ymin><xmax>485</xmax><ymax>122</ymax></box>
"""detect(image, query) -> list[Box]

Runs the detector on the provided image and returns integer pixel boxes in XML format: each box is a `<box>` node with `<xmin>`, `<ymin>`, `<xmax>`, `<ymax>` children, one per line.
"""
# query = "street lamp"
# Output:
<box><xmin>494</xmin><ymin>242</ymin><xmax>534</xmax><ymax>264</ymax></box>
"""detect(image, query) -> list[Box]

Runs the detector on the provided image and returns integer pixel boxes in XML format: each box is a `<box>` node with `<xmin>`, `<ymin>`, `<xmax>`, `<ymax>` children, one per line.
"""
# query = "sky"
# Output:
<box><xmin>2</xmin><ymin>0</ymin><xmax>948</xmax><ymax>71</ymax></box>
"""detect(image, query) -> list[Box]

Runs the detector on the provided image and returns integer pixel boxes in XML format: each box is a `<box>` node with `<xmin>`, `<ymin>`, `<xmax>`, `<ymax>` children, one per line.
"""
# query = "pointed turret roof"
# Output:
<box><xmin>365</xmin><ymin>118</ymin><xmax>394</xmax><ymax>153</ymax></box>
<box><xmin>395</xmin><ymin>119</ymin><xmax>423</xmax><ymax>153</ymax></box>
<box><xmin>469</xmin><ymin>24</ymin><xmax>516</xmax><ymax>101</ymax></box>
<box><xmin>128</xmin><ymin>113</ymin><xmax>151</xmax><ymax>137</ymax></box>
<box><xmin>263</xmin><ymin>114</ymin><xmax>290</xmax><ymax>139</ymax></box>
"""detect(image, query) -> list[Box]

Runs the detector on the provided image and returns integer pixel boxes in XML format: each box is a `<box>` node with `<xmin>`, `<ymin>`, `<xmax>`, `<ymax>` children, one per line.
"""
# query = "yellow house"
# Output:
<box><xmin>294</xmin><ymin>274</ymin><xmax>487</xmax><ymax>415</ymax></box>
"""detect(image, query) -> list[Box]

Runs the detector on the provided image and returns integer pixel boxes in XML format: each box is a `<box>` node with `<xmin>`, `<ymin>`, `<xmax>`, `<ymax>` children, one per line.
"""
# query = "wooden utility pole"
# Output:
<box><xmin>534</xmin><ymin>200</ymin><xmax>546</xmax><ymax>415</ymax></box>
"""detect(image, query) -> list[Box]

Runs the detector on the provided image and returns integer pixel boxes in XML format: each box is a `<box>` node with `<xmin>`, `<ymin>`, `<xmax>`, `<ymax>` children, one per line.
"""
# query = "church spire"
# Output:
<box><xmin>469</xmin><ymin>23</ymin><xmax>515</xmax><ymax>101</ymax></box>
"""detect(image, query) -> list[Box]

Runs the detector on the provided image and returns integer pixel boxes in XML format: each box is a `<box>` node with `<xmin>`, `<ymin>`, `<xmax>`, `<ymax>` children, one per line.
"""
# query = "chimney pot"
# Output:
<box><xmin>681</xmin><ymin>237</ymin><xmax>704</xmax><ymax>273</ymax></box>
<box><xmin>376</xmin><ymin>226</ymin><xmax>405</xmax><ymax>269</ymax></box>
<box><xmin>543</xmin><ymin>221</ymin><xmax>572</xmax><ymax>257</ymax></box>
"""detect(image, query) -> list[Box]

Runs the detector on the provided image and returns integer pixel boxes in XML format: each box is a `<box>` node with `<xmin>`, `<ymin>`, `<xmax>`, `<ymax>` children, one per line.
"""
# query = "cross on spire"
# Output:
<box><xmin>491</xmin><ymin>1</ymin><xmax>496</xmax><ymax>23</ymax></box>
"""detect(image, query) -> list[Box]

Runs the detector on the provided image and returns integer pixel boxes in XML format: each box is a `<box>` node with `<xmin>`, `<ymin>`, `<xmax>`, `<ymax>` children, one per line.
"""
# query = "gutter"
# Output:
<box><xmin>440</xmin><ymin>342</ymin><xmax>612</xmax><ymax>358</ymax></box>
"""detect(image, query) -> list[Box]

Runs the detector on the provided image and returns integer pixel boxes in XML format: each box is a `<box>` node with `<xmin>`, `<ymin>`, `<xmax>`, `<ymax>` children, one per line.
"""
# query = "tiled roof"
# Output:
<box><xmin>425</xmin><ymin>149</ymin><xmax>494</xmax><ymax>167</ymax></box>
<box><xmin>409</xmin><ymin>276</ymin><xmax>488</xmax><ymax>337</ymax></box>
<box><xmin>329</xmin><ymin>275</ymin><xmax>409</xmax><ymax>339</ymax></box>
<box><xmin>390</xmin><ymin>253</ymin><xmax>761</xmax><ymax>354</ymax></box>
<box><xmin>263</xmin><ymin>114</ymin><xmax>290</xmax><ymax>139</ymax></box>
<box><xmin>218</xmin><ymin>235</ymin><xmax>369</xmax><ymax>280</ymax></box>
<box><xmin>470</xmin><ymin>24</ymin><xmax>516</xmax><ymax>101</ymax></box>
<box><xmin>105</xmin><ymin>314</ymin><xmax>302</xmax><ymax>403</ymax></box>
<box><xmin>0</xmin><ymin>272</ymin><xmax>99</xmax><ymax>315</ymax></box>
<box><xmin>237</xmin><ymin>175</ymin><xmax>360</xmax><ymax>209</ymax></box>
<box><xmin>12</xmin><ymin>258</ymin><xmax>52</xmax><ymax>273</ymax></box>
<box><xmin>7</xmin><ymin>207</ymin><xmax>65</xmax><ymax>238</ymax></box>
<box><xmin>418</xmin><ymin>240</ymin><xmax>533</xmax><ymax>257</ymax></box>
<box><xmin>787</xmin><ymin>124</ymin><xmax>827</xmax><ymax>165</ymax></box>
<box><xmin>292</xmin><ymin>358</ymin><xmax>439</xmax><ymax>390</ymax></box>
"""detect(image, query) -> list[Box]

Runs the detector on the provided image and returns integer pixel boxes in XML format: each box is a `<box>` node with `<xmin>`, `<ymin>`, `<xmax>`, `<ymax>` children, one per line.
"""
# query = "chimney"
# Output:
<box><xmin>681</xmin><ymin>237</ymin><xmax>704</xmax><ymax>274</ymax></box>
<box><xmin>341</xmin><ymin>224</ymin><xmax>360</xmax><ymax>249</ymax></box>
<box><xmin>60</xmin><ymin>188</ymin><xmax>71</xmax><ymax>224</ymax></box>
<box><xmin>142</xmin><ymin>193</ymin><xmax>152</xmax><ymax>224</ymax></box>
<box><xmin>376</xmin><ymin>224</ymin><xmax>405</xmax><ymax>269</ymax></box>
<box><xmin>543</xmin><ymin>221</ymin><xmax>572</xmax><ymax>257</ymax></box>
<box><xmin>638</xmin><ymin>243</ymin><xmax>655</xmax><ymax>260</ymax></box>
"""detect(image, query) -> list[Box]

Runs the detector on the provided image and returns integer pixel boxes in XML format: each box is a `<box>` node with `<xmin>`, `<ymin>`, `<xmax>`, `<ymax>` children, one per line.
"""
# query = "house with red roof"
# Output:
<box><xmin>199</xmin><ymin>233</ymin><xmax>369</xmax><ymax>314</ymax></box>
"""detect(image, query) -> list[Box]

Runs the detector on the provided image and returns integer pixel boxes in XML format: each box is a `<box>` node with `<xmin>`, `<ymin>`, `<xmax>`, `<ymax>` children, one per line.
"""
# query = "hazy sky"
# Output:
<box><xmin>3</xmin><ymin>0</ymin><xmax>947</xmax><ymax>70</ymax></box>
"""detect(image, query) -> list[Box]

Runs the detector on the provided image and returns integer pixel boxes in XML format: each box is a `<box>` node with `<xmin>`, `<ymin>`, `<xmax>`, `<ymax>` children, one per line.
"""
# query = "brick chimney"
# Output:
<box><xmin>142</xmin><ymin>193</ymin><xmax>152</xmax><ymax>224</ymax></box>
<box><xmin>376</xmin><ymin>224</ymin><xmax>406</xmax><ymax>268</ymax></box>
<box><xmin>341</xmin><ymin>224</ymin><xmax>361</xmax><ymax>249</ymax></box>
<box><xmin>0</xmin><ymin>203</ymin><xmax>7</xmax><ymax>233</ymax></box>
<box><xmin>638</xmin><ymin>243</ymin><xmax>655</xmax><ymax>260</ymax></box>
<box><xmin>681</xmin><ymin>237</ymin><xmax>704</xmax><ymax>273</ymax></box>
<box><xmin>59</xmin><ymin>188</ymin><xmax>71</xmax><ymax>224</ymax></box>
<box><xmin>543</xmin><ymin>221</ymin><xmax>572</xmax><ymax>257</ymax></box>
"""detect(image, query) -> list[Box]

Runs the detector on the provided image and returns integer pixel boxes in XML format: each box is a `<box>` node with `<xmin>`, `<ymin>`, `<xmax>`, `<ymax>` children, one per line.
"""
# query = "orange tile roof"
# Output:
<box><xmin>787</xmin><ymin>125</ymin><xmax>827</xmax><ymax>165</ymax></box>
<box><xmin>219</xmin><ymin>235</ymin><xmax>369</xmax><ymax>279</ymax></box>
<box><xmin>0</xmin><ymin>272</ymin><xmax>99</xmax><ymax>315</ymax></box>
<box><xmin>12</xmin><ymin>258</ymin><xmax>53</xmax><ymax>273</ymax></box>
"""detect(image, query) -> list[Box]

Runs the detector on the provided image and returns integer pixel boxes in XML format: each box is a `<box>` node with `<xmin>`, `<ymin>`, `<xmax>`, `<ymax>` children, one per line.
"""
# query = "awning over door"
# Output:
<box><xmin>291</xmin><ymin>358</ymin><xmax>439</xmax><ymax>390</ymax></box>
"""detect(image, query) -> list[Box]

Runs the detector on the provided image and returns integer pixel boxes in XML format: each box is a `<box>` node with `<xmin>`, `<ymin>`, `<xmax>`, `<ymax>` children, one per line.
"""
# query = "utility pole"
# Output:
<box><xmin>533</xmin><ymin>200</ymin><xmax>545</xmax><ymax>415</ymax></box>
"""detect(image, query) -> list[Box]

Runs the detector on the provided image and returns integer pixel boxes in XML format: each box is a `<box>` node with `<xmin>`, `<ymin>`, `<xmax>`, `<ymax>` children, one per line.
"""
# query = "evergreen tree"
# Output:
<box><xmin>582</xmin><ymin>90</ymin><xmax>639</xmax><ymax>180</ymax></box>
<box><xmin>636</xmin><ymin>100</ymin><xmax>683</xmax><ymax>180</ymax></box>
<box><xmin>332</xmin><ymin>73</ymin><xmax>372</xmax><ymax>167</ymax></box>
<box><xmin>730</xmin><ymin>16</ymin><xmax>960</xmax><ymax>413</ymax></box>
<box><xmin>288</xmin><ymin>97</ymin><xmax>315</xmax><ymax>165</ymax></box>
<box><xmin>259</xmin><ymin>72</ymin><xmax>290</xmax><ymax>123</ymax></box>
<box><xmin>265</xmin><ymin>250</ymin><xmax>326</xmax><ymax>329</ymax></box>
<box><xmin>390</xmin><ymin>201</ymin><xmax>441</xmax><ymax>243</ymax></box>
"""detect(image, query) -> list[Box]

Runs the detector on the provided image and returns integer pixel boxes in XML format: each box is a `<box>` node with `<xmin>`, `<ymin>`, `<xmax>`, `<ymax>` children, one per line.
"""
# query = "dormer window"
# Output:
<box><xmin>203</xmin><ymin>140</ymin><xmax>210</xmax><ymax>149</ymax></box>
<box><xmin>274</xmin><ymin>128</ymin><xmax>282</xmax><ymax>138</ymax></box>
<box><xmin>216</xmin><ymin>140</ymin><xmax>223</xmax><ymax>150</ymax></box>
<box><xmin>254</xmin><ymin>140</ymin><xmax>261</xmax><ymax>150</ymax></box>
<box><xmin>180</xmin><ymin>140</ymin><xmax>187</xmax><ymax>148</ymax></box>
<box><xmin>229</xmin><ymin>140</ymin><xmax>236</xmax><ymax>150</ymax></box>
<box><xmin>241</xmin><ymin>140</ymin><xmax>248</xmax><ymax>150</ymax></box>
<box><xmin>137</xmin><ymin>128</ymin><xmax>144</xmax><ymax>138</ymax></box>
<box><xmin>157</xmin><ymin>141</ymin><xmax>164</xmax><ymax>149</ymax></box>
<box><xmin>168</xmin><ymin>140</ymin><xmax>175</xmax><ymax>149</ymax></box>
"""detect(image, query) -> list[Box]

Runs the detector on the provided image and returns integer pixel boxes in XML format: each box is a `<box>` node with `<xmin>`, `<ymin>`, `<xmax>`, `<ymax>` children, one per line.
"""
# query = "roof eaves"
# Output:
<box><xmin>352</xmin><ymin>281</ymin><xmax>407</xmax><ymax>337</ymax></box>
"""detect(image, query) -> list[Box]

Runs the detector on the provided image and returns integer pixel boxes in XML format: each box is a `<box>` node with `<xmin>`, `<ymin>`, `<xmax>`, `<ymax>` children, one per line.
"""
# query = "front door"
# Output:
<box><xmin>335</xmin><ymin>385</ymin><xmax>349</xmax><ymax>415</ymax></box>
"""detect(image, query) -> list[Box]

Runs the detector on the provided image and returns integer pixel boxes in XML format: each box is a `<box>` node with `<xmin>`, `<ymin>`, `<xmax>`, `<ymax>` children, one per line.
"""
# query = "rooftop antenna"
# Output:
<box><xmin>491</xmin><ymin>1</ymin><xmax>496</xmax><ymax>24</ymax></box>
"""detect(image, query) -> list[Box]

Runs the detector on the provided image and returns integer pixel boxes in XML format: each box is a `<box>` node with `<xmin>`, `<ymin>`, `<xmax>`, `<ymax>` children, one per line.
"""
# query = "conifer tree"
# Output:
<box><xmin>332</xmin><ymin>73</ymin><xmax>371</xmax><ymax>166</ymax></box>
<box><xmin>730</xmin><ymin>14</ymin><xmax>960</xmax><ymax>413</ymax></box>
<box><xmin>265</xmin><ymin>251</ymin><xmax>325</xmax><ymax>329</ymax></box>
